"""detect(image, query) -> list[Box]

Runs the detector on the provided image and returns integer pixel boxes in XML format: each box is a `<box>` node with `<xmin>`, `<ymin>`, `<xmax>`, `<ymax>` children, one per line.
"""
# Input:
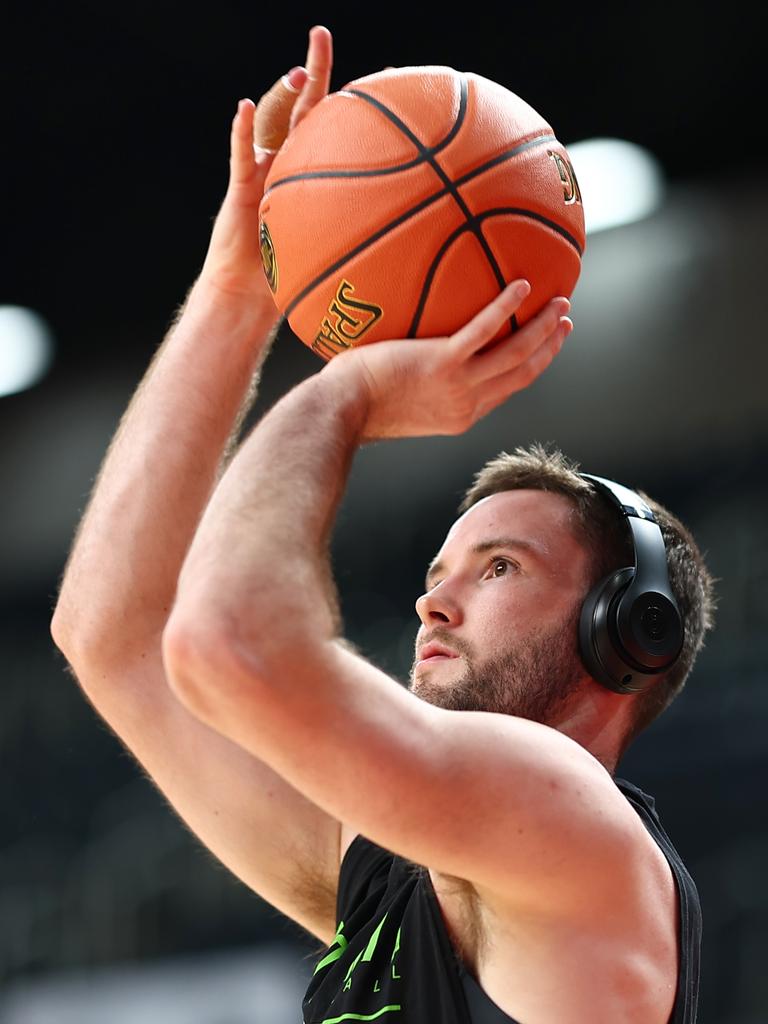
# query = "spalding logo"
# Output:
<box><xmin>260</xmin><ymin>219</ymin><xmax>278</xmax><ymax>293</ymax></box>
<box><xmin>548</xmin><ymin>151</ymin><xmax>582</xmax><ymax>206</ymax></box>
<box><xmin>312</xmin><ymin>279</ymin><xmax>384</xmax><ymax>360</ymax></box>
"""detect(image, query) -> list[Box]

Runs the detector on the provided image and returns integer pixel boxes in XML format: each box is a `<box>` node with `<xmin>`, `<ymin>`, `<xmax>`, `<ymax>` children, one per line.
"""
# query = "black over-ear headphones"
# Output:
<box><xmin>577</xmin><ymin>473</ymin><xmax>684</xmax><ymax>695</ymax></box>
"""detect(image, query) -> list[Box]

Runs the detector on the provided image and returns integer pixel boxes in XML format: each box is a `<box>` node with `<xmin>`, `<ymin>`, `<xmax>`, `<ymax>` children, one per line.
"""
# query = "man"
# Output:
<box><xmin>51</xmin><ymin>25</ymin><xmax>713</xmax><ymax>1024</ymax></box>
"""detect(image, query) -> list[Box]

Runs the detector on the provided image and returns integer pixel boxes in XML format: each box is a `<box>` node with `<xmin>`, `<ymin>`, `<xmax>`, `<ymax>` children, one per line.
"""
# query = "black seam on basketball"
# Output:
<box><xmin>272</xmin><ymin>79</ymin><xmax>470</xmax><ymax>199</ymax></box>
<box><xmin>454</xmin><ymin>134</ymin><xmax>558</xmax><ymax>188</ymax></box>
<box><xmin>264</xmin><ymin>131</ymin><xmax>557</xmax><ymax>196</ymax></box>
<box><xmin>409</xmin><ymin>221</ymin><xmax>471</xmax><ymax>336</ymax></box>
<box><xmin>265</xmin><ymin>79</ymin><xmax>467</xmax><ymax>197</ymax></box>
<box><xmin>264</xmin><ymin>155</ymin><xmax>428</xmax><ymax>195</ymax></box>
<box><xmin>485</xmin><ymin>207</ymin><xmax>583</xmax><ymax>255</ymax></box>
<box><xmin>408</xmin><ymin>207</ymin><xmax>582</xmax><ymax>336</ymax></box>
<box><xmin>284</xmin><ymin>197</ymin><xmax>582</xmax><ymax>320</ymax></box>
<box><xmin>473</xmin><ymin>219</ymin><xmax>506</xmax><ymax>299</ymax></box>
<box><xmin>349</xmin><ymin>78</ymin><xmax>495</xmax><ymax>271</ymax></box>
<box><xmin>409</xmin><ymin>215</ymin><xmax>516</xmax><ymax>336</ymax></box>
<box><xmin>284</xmin><ymin>186</ymin><xmax>451</xmax><ymax>317</ymax></box>
<box><xmin>345</xmin><ymin>79</ymin><xmax>468</xmax><ymax>157</ymax></box>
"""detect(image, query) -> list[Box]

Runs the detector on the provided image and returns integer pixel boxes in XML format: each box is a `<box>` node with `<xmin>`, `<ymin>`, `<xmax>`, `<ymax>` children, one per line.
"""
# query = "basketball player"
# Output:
<box><xmin>51</xmin><ymin>25</ymin><xmax>713</xmax><ymax>1024</ymax></box>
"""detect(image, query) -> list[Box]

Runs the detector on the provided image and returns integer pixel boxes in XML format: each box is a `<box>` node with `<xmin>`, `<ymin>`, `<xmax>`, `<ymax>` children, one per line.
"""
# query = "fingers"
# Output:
<box><xmin>229</xmin><ymin>98</ymin><xmax>259</xmax><ymax>186</ymax></box>
<box><xmin>448</xmin><ymin>282</ymin><xmax>573</xmax><ymax>421</ymax></box>
<box><xmin>253</xmin><ymin>67</ymin><xmax>308</xmax><ymax>152</ymax></box>
<box><xmin>289</xmin><ymin>24</ymin><xmax>333</xmax><ymax>131</ymax></box>
<box><xmin>474</xmin><ymin>316</ymin><xmax>573</xmax><ymax>419</ymax></box>
<box><xmin>449</xmin><ymin>280</ymin><xmax>532</xmax><ymax>359</ymax></box>
<box><xmin>467</xmin><ymin>293</ymin><xmax>571</xmax><ymax>386</ymax></box>
<box><xmin>250</xmin><ymin>26</ymin><xmax>332</xmax><ymax>154</ymax></box>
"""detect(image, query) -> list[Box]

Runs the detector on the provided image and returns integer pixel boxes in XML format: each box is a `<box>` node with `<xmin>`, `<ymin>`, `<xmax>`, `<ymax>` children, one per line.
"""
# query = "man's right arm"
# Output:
<box><xmin>50</xmin><ymin>29</ymin><xmax>345</xmax><ymax>946</ymax></box>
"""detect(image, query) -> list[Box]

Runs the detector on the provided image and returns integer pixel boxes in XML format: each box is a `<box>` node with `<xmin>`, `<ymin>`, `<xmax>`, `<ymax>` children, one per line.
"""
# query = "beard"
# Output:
<box><xmin>407</xmin><ymin>611</ymin><xmax>584</xmax><ymax>725</ymax></box>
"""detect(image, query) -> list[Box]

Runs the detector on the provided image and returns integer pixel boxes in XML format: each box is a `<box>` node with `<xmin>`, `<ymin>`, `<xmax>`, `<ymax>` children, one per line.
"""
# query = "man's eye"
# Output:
<box><xmin>490</xmin><ymin>558</ymin><xmax>515</xmax><ymax>577</ymax></box>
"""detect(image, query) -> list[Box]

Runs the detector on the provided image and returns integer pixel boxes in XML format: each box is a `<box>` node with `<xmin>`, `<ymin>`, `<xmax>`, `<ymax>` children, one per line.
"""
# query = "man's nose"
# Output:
<box><xmin>415</xmin><ymin>580</ymin><xmax>463</xmax><ymax>627</ymax></box>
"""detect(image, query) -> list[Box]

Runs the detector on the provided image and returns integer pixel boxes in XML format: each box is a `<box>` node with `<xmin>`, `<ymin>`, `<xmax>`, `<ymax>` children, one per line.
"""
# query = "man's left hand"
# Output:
<box><xmin>320</xmin><ymin>280</ymin><xmax>572</xmax><ymax>441</ymax></box>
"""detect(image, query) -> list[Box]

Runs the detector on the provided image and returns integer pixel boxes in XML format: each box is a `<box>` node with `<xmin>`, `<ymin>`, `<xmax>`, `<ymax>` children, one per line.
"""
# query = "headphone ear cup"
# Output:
<box><xmin>579</xmin><ymin>568</ymin><xmax>638</xmax><ymax>694</ymax></box>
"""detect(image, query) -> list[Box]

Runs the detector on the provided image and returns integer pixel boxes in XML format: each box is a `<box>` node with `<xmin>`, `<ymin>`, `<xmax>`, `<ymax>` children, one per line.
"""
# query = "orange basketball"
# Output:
<box><xmin>258</xmin><ymin>66</ymin><xmax>585</xmax><ymax>361</ymax></box>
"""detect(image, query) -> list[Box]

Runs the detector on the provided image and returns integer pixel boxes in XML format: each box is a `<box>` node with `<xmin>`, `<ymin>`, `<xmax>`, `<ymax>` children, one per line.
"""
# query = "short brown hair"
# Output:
<box><xmin>459</xmin><ymin>443</ymin><xmax>716</xmax><ymax>750</ymax></box>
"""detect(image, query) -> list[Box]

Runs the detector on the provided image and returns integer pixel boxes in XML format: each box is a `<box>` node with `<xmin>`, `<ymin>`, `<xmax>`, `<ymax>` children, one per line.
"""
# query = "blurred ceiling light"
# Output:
<box><xmin>566</xmin><ymin>137</ymin><xmax>665</xmax><ymax>235</ymax></box>
<box><xmin>0</xmin><ymin>306</ymin><xmax>54</xmax><ymax>397</ymax></box>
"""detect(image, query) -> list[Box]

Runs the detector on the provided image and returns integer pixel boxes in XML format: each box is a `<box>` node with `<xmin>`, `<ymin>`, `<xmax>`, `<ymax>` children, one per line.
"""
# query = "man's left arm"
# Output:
<box><xmin>162</xmin><ymin>283</ymin><xmax>642</xmax><ymax>916</ymax></box>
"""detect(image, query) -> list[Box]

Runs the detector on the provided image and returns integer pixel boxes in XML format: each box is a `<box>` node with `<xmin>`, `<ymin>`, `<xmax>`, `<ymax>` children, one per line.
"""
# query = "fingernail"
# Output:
<box><xmin>510</xmin><ymin>279</ymin><xmax>530</xmax><ymax>298</ymax></box>
<box><xmin>282</xmin><ymin>67</ymin><xmax>305</xmax><ymax>92</ymax></box>
<box><xmin>561</xmin><ymin>316</ymin><xmax>574</xmax><ymax>336</ymax></box>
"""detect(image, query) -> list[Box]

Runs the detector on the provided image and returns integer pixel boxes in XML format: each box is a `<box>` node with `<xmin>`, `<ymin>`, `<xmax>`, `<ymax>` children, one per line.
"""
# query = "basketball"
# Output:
<box><xmin>258</xmin><ymin>66</ymin><xmax>585</xmax><ymax>361</ymax></box>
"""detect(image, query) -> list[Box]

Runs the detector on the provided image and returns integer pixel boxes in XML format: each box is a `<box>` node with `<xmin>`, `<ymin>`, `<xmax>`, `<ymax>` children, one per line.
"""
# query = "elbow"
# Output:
<box><xmin>161</xmin><ymin>608</ymin><xmax>267</xmax><ymax>725</ymax></box>
<box><xmin>49</xmin><ymin>598</ymin><xmax>141</xmax><ymax>672</ymax></box>
<box><xmin>50</xmin><ymin>605</ymin><xmax>70</xmax><ymax>658</ymax></box>
<box><xmin>49</xmin><ymin>606</ymin><xmax>118</xmax><ymax>704</ymax></box>
<box><xmin>161</xmin><ymin>612</ymin><xmax>217</xmax><ymax>719</ymax></box>
<box><xmin>50</xmin><ymin>591</ymin><xmax>88</xmax><ymax>661</ymax></box>
<box><xmin>50</xmin><ymin>604</ymin><xmax>97</xmax><ymax>672</ymax></box>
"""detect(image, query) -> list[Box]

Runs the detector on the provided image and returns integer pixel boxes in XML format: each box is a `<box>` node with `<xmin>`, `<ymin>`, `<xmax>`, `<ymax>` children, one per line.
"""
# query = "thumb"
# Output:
<box><xmin>253</xmin><ymin>66</ymin><xmax>308</xmax><ymax>152</ymax></box>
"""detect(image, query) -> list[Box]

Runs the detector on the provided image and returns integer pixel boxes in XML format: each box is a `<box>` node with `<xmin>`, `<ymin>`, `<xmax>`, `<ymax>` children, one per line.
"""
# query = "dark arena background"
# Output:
<box><xmin>2</xmin><ymin>3</ymin><xmax>767</xmax><ymax>1021</ymax></box>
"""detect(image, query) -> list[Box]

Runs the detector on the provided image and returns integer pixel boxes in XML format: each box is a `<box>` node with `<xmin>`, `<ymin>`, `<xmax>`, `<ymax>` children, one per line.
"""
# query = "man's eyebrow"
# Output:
<box><xmin>424</xmin><ymin>537</ymin><xmax>548</xmax><ymax>589</ymax></box>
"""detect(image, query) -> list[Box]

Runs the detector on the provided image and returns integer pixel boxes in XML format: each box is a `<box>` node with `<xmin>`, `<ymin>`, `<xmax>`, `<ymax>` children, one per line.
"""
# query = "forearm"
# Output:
<box><xmin>52</xmin><ymin>278</ymin><xmax>282</xmax><ymax>661</ymax></box>
<box><xmin>168</xmin><ymin>365</ymin><xmax>368</xmax><ymax>669</ymax></box>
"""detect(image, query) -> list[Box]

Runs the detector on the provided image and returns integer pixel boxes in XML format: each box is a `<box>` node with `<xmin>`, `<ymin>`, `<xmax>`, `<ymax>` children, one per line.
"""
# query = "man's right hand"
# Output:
<box><xmin>199</xmin><ymin>25</ymin><xmax>333</xmax><ymax>306</ymax></box>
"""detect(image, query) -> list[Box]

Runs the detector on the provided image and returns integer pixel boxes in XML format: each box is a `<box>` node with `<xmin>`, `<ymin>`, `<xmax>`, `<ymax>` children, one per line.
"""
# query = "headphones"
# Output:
<box><xmin>577</xmin><ymin>473</ymin><xmax>684</xmax><ymax>695</ymax></box>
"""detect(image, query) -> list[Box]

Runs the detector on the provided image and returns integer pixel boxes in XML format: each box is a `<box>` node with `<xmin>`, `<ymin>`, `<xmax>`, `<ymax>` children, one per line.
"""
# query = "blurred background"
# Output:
<box><xmin>2</xmin><ymin>2</ymin><xmax>767</xmax><ymax>1021</ymax></box>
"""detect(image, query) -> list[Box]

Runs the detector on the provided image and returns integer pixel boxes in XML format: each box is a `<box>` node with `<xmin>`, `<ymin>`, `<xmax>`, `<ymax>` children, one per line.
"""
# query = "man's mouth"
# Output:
<box><xmin>416</xmin><ymin>642</ymin><xmax>459</xmax><ymax>664</ymax></box>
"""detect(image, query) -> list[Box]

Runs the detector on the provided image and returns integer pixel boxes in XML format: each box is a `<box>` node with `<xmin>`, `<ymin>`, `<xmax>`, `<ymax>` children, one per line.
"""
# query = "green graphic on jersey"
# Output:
<box><xmin>342</xmin><ymin>911</ymin><xmax>389</xmax><ymax>990</ymax></box>
<box><xmin>314</xmin><ymin>920</ymin><xmax>349</xmax><ymax>975</ymax></box>
<box><xmin>362</xmin><ymin>913</ymin><xmax>388</xmax><ymax>963</ymax></box>
<box><xmin>391</xmin><ymin>927</ymin><xmax>401</xmax><ymax>979</ymax></box>
<box><xmin>343</xmin><ymin>950</ymin><xmax>364</xmax><ymax>991</ymax></box>
<box><xmin>314</xmin><ymin>913</ymin><xmax>403</xmax><ymax>1019</ymax></box>
<box><xmin>319</xmin><ymin>1008</ymin><xmax>402</xmax><ymax>1023</ymax></box>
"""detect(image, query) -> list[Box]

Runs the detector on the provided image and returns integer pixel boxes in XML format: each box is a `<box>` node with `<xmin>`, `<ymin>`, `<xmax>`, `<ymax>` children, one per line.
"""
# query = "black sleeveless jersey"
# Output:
<box><xmin>302</xmin><ymin>777</ymin><xmax>702</xmax><ymax>1023</ymax></box>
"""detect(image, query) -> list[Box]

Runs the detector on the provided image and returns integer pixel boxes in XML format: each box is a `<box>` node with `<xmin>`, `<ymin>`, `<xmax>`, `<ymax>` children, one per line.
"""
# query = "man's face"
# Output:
<box><xmin>408</xmin><ymin>489</ymin><xmax>593</xmax><ymax>724</ymax></box>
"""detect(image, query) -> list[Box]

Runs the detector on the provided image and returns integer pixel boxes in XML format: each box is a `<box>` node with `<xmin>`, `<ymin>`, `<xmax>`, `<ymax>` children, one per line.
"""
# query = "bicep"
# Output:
<box><xmin>178</xmin><ymin>636</ymin><xmax>643</xmax><ymax>915</ymax></box>
<box><xmin>66</xmin><ymin>649</ymin><xmax>344</xmax><ymax>945</ymax></box>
